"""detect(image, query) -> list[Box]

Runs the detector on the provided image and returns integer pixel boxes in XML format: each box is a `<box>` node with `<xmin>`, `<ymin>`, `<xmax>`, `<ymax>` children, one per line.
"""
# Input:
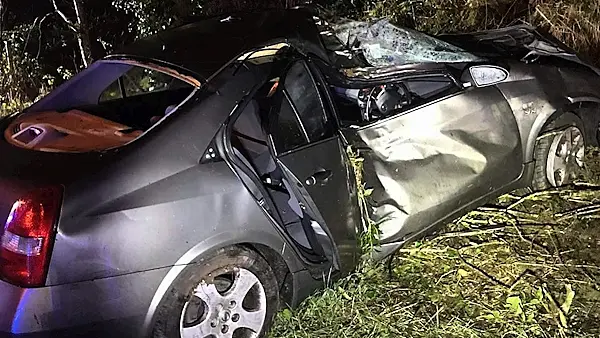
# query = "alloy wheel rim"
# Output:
<box><xmin>180</xmin><ymin>267</ymin><xmax>267</xmax><ymax>338</ymax></box>
<box><xmin>546</xmin><ymin>126</ymin><xmax>585</xmax><ymax>187</ymax></box>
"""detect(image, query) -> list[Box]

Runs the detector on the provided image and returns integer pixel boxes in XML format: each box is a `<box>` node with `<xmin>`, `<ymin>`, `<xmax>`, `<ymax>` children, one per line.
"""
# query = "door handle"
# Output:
<box><xmin>305</xmin><ymin>169</ymin><xmax>333</xmax><ymax>186</ymax></box>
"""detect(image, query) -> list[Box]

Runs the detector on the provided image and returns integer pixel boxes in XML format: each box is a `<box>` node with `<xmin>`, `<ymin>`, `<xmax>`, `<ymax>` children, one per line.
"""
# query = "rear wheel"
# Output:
<box><xmin>532</xmin><ymin>113</ymin><xmax>586</xmax><ymax>190</ymax></box>
<box><xmin>152</xmin><ymin>246</ymin><xmax>279</xmax><ymax>338</ymax></box>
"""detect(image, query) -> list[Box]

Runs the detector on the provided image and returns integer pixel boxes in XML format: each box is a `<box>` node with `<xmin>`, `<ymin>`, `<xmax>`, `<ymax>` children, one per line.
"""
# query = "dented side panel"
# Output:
<box><xmin>344</xmin><ymin>86</ymin><xmax>522</xmax><ymax>243</ymax></box>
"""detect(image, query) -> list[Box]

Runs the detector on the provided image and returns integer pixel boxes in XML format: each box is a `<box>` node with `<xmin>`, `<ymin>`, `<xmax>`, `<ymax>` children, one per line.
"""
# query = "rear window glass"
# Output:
<box><xmin>100</xmin><ymin>66</ymin><xmax>190</xmax><ymax>102</ymax></box>
<box><xmin>4</xmin><ymin>60</ymin><xmax>196</xmax><ymax>153</ymax></box>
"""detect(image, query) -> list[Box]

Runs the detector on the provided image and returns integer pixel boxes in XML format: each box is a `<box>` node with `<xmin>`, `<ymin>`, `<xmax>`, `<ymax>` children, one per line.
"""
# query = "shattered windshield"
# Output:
<box><xmin>327</xmin><ymin>19</ymin><xmax>482</xmax><ymax>68</ymax></box>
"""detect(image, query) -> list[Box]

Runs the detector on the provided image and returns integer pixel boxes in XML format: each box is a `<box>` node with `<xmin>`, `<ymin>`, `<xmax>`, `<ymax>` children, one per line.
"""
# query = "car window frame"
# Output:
<box><xmin>97</xmin><ymin>61</ymin><xmax>199</xmax><ymax>104</ymax></box>
<box><xmin>282</xmin><ymin>89</ymin><xmax>311</xmax><ymax>143</ymax></box>
<box><xmin>401</xmin><ymin>73</ymin><xmax>460</xmax><ymax>105</ymax></box>
<box><xmin>352</xmin><ymin>74</ymin><xmax>465</xmax><ymax>130</ymax></box>
<box><xmin>283</xmin><ymin>61</ymin><xmax>333</xmax><ymax>141</ymax></box>
<box><xmin>339</xmin><ymin>72</ymin><xmax>462</xmax><ymax>128</ymax></box>
<box><xmin>269</xmin><ymin>59</ymin><xmax>337</xmax><ymax>156</ymax></box>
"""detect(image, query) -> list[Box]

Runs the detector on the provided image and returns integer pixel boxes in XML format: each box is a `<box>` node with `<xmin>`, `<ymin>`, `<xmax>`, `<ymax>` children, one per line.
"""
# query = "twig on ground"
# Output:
<box><xmin>460</xmin><ymin>254</ymin><xmax>510</xmax><ymax>288</ymax></box>
<box><xmin>555</xmin><ymin>203</ymin><xmax>600</xmax><ymax>220</ymax></box>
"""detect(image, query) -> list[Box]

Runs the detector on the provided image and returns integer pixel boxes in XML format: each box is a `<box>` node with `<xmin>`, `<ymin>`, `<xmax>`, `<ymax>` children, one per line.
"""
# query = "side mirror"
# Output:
<box><xmin>468</xmin><ymin>65</ymin><xmax>509</xmax><ymax>87</ymax></box>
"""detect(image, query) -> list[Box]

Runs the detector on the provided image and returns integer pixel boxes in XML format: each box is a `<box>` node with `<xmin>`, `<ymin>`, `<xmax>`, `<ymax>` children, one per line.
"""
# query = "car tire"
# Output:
<box><xmin>152</xmin><ymin>246</ymin><xmax>280</xmax><ymax>338</ymax></box>
<box><xmin>532</xmin><ymin>112</ymin><xmax>586</xmax><ymax>191</ymax></box>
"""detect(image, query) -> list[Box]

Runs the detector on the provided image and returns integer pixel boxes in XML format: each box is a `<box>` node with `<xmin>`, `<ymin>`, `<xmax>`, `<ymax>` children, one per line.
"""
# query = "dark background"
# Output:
<box><xmin>1</xmin><ymin>0</ymin><xmax>598</xmax><ymax>113</ymax></box>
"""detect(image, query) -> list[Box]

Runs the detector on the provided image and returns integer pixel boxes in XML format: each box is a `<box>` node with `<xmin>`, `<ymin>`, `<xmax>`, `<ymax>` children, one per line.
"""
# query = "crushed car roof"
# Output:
<box><xmin>112</xmin><ymin>8</ymin><xmax>328</xmax><ymax>80</ymax></box>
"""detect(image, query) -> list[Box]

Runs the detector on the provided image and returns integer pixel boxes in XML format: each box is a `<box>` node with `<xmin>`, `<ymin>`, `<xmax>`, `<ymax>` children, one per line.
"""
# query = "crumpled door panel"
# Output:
<box><xmin>342</xmin><ymin>86</ymin><xmax>522</xmax><ymax>243</ymax></box>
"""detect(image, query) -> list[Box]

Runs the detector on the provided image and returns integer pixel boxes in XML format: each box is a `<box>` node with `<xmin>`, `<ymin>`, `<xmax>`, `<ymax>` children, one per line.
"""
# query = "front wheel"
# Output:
<box><xmin>152</xmin><ymin>246</ymin><xmax>279</xmax><ymax>338</ymax></box>
<box><xmin>532</xmin><ymin>112</ymin><xmax>586</xmax><ymax>190</ymax></box>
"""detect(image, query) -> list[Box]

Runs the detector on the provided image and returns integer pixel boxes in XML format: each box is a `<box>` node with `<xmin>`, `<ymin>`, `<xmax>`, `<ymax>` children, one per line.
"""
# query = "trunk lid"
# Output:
<box><xmin>0</xmin><ymin>114</ymin><xmax>108</xmax><ymax>210</ymax></box>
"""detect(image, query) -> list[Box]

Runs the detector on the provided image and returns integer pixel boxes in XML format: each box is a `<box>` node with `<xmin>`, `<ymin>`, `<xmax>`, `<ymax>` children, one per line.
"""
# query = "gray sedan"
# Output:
<box><xmin>1</xmin><ymin>7</ymin><xmax>599</xmax><ymax>338</ymax></box>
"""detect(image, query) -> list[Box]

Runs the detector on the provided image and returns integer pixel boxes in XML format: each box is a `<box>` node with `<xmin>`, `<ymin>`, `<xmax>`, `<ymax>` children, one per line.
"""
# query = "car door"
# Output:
<box><xmin>267</xmin><ymin>60</ymin><xmax>361</xmax><ymax>273</ymax></box>
<box><xmin>341</xmin><ymin>74</ymin><xmax>523</xmax><ymax>249</ymax></box>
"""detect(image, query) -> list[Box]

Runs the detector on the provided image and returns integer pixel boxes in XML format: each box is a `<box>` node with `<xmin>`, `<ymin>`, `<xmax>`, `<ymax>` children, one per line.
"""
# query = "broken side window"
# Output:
<box><xmin>270</xmin><ymin>61</ymin><xmax>334</xmax><ymax>154</ymax></box>
<box><xmin>331</xmin><ymin>75</ymin><xmax>459</xmax><ymax>125</ymax></box>
<box><xmin>270</xmin><ymin>97</ymin><xmax>308</xmax><ymax>153</ymax></box>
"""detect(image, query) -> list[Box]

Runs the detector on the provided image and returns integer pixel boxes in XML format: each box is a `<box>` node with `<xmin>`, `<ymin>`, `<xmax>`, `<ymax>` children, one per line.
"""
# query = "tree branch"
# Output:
<box><xmin>23</xmin><ymin>17</ymin><xmax>40</xmax><ymax>53</ymax></box>
<box><xmin>50</xmin><ymin>0</ymin><xmax>91</xmax><ymax>68</ymax></box>
<box><xmin>36</xmin><ymin>13</ymin><xmax>54</xmax><ymax>58</ymax></box>
<box><xmin>0</xmin><ymin>0</ymin><xmax>4</xmax><ymax>38</ymax></box>
<box><xmin>71</xmin><ymin>0</ymin><xmax>91</xmax><ymax>67</ymax></box>
<box><xmin>51</xmin><ymin>0</ymin><xmax>77</xmax><ymax>32</ymax></box>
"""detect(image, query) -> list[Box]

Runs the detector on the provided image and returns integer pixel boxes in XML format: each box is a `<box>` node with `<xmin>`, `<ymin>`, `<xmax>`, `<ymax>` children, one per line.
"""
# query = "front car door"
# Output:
<box><xmin>267</xmin><ymin>60</ymin><xmax>362</xmax><ymax>273</ymax></box>
<box><xmin>339</xmin><ymin>74</ymin><xmax>523</xmax><ymax>257</ymax></box>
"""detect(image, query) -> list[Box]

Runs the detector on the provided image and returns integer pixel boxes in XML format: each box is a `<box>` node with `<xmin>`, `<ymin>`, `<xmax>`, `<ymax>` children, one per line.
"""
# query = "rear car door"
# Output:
<box><xmin>267</xmin><ymin>60</ymin><xmax>361</xmax><ymax>273</ymax></box>
<box><xmin>341</xmin><ymin>74</ymin><xmax>523</xmax><ymax>249</ymax></box>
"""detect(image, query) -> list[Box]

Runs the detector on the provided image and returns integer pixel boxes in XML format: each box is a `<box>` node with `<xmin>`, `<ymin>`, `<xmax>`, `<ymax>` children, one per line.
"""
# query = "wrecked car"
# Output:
<box><xmin>1</xmin><ymin>6</ymin><xmax>599</xmax><ymax>338</ymax></box>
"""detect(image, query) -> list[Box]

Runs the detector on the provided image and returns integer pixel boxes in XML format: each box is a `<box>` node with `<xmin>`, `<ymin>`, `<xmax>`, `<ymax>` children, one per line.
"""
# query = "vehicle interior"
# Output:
<box><xmin>4</xmin><ymin>61</ymin><xmax>196</xmax><ymax>152</ymax></box>
<box><xmin>328</xmin><ymin>75</ymin><xmax>460</xmax><ymax>125</ymax></box>
<box><xmin>230</xmin><ymin>78</ymin><xmax>319</xmax><ymax>256</ymax></box>
<box><xmin>225</xmin><ymin>47</ymin><xmax>336</xmax><ymax>261</ymax></box>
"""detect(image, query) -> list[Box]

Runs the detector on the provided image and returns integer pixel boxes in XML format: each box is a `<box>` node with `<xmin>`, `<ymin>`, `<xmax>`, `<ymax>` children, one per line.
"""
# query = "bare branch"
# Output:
<box><xmin>23</xmin><ymin>17</ymin><xmax>39</xmax><ymax>52</ymax></box>
<box><xmin>36</xmin><ymin>13</ymin><xmax>54</xmax><ymax>58</ymax></box>
<box><xmin>51</xmin><ymin>0</ymin><xmax>77</xmax><ymax>32</ymax></box>
<box><xmin>50</xmin><ymin>0</ymin><xmax>91</xmax><ymax>68</ymax></box>
<box><xmin>71</xmin><ymin>0</ymin><xmax>90</xmax><ymax>67</ymax></box>
<box><xmin>0</xmin><ymin>0</ymin><xmax>3</xmax><ymax>38</ymax></box>
<box><xmin>72</xmin><ymin>0</ymin><xmax>82</xmax><ymax>26</ymax></box>
<box><xmin>0</xmin><ymin>0</ymin><xmax>7</xmax><ymax>38</ymax></box>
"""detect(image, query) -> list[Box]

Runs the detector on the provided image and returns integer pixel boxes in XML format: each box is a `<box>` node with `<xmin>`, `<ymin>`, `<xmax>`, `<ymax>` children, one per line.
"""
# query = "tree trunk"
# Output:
<box><xmin>0</xmin><ymin>0</ymin><xmax>4</xmax><ymax>37</ymax></box>
<box><xmin>3</xmin><ymin>40</ymin><xmax>14</xmax><ymax>102</ymax></box>
<box><xmin>72</xmin><ymin>0</ymin><xmax>92</xmax><ymax>67</ymax></box>
<box><xmin>51</xmin><ymin>0</ymin><xmax>92</xmax><ymax>69</ymax></box>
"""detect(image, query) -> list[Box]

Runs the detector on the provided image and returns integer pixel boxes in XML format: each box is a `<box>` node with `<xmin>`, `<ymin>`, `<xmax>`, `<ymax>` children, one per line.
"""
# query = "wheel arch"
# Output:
<box><xmin>525</xmin><ymin>98</ymin><xmax>600</xmax><ymax>162</ymax></box>
<box><xmin>139</xmin><ymin>229</ymin><xmax>304</xmax><ymax>338</ymax></box>
<box><xmin>244</xmin><ymin>243</ymin><xmax>295</xmax><ymax>307</ymax></box>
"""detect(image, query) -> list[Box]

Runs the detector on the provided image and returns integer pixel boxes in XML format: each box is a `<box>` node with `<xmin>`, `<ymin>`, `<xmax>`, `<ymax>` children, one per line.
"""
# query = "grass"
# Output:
<box><xmin>347</xmin><ymin>146</ymin><xmax>380</xmax><ymax>257</ymax></box>
<box><xmin>270</xmin><ymin>150</ymin><xmax>600</xmax><ymax>337</ymax></box>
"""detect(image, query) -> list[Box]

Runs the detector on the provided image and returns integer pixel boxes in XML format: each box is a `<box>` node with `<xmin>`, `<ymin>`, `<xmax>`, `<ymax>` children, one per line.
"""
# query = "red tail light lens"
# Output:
<box><xmin>0</xmin><ymin>186</ymin><xmax>63</xmax><ymax>287</ymax></box>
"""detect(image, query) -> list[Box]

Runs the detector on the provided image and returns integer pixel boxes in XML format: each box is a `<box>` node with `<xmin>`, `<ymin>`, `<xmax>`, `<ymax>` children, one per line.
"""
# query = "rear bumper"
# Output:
<box><xmin>0</xmin><ymin>267</ymin><xmax>170</xmax><ymax>337</ymax></box>
<box><xmin>0</xmin><ymin>318</ymin><xmax>141</xmax><ymax>338</ymax></box>
<box><xmin>0</xmin><ymin>328</ymin><xmax>77</xmax><ymax>338</ymax></box>
<box><xmin>0</xmin><ymin>332</ymin><xmax>48</xmax><ymax>338</ymax></box>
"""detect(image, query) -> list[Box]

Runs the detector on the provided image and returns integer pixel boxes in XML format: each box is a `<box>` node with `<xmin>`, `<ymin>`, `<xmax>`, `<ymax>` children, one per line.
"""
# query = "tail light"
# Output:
<box><xmin>0</xmin><ymin>186</ymin><xmax>63</xmax><ymax>287</ymax></box>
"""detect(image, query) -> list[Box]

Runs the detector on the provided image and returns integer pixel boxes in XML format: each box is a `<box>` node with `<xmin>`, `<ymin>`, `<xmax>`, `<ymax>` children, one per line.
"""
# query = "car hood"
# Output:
<box><xmin>438</xmin><ymin>25</ymin><xmax>600</xmax><ymax>74</ymax></box>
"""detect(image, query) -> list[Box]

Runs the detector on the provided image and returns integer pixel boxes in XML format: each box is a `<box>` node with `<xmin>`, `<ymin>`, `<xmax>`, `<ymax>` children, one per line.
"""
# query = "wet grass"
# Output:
<box><xmin>270</xmin><ymin>150</ymin><xmax>600</xmax><ymax>337</ymax></box>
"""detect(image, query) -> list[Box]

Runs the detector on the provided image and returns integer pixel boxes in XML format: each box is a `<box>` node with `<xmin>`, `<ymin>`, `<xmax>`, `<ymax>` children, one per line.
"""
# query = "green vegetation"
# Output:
<box><xmin>347</xmin><ymin>146</ymin><xmax>380</xmax><ymax>257</ymax></box>
<box><xmin>271</xmin><ymin>150</ymin><xmax>600</xmax><ymax>337</ymax></box>
<box><xmin>3</xmin><ymin>0</ymin><xmax>600</xmax><ymax>116</ymax></box>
